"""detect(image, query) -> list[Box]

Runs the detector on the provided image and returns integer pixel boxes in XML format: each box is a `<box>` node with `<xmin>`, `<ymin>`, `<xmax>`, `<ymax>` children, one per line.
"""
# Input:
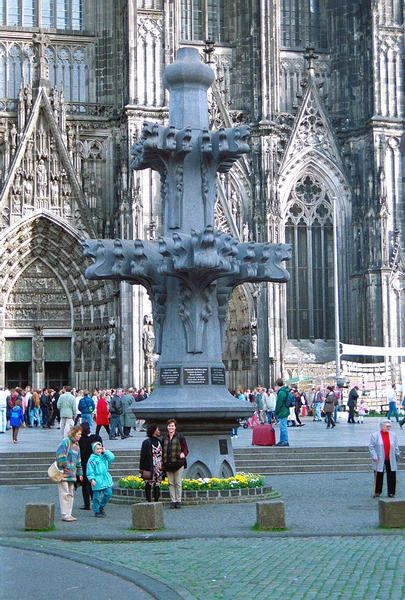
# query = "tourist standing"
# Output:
<box><xmin>9</xmin><ymin>398</ymin><xmax>24</xmax><ymax>443</ymax></box>
<box><xmin>275</xmin><ymin>378</ymin><xmax>290</xmax><ymax>446</ymax></box>
<box><xmin>78</xmin><ymin>390</ymin><xmax>95</xmax><ymax>431</ymax></box>
<box><xmin>40</xmin><ymin>389</ymin><xmax>52</xmax><ymax>427</ymax></box>
<box><xmin>386</xmin><ymin>384</ymin><xmax>399</xmax><ymax>423</ymax></box>
<box><xmin>162</xmin><ymin>418</ymin><xmax>189</xmax><ymax>509</ymax></box>
<box><xmin>0</xmin><ymin>387</ymin><xmax>8</xmax><ymax>433</ymax></box>
<box><xmin>78</xmin><ymin>421</ymin><xmax>102</xmax><ymax>510</ymax></box>
<box><xmin>55</xmin><ymin>425</ymin><xmax>83</xmax><ymax>521</ymax></box>
<box><xmin>312</xmin><ymin>387</ymin><xmax>323</xmax><ymax>421</ymax></box>
<box><xmin>58</xmin><ymin>386</ymin><xmax>77</xmax><ymax>438</ymax></box>
<box><xmin>347</xmin><ymin>386</ymin><xmax>359</xmax><ymax>423</ymax></box>
<box><xmin>266</xmin><ymin>388</ymin><xmax>277</xmax><ymax>424</ymax></box>
<box><xmin>109</xmin><ymin>388</ymin><xmax>125</xmax><ymax>440</ymax></box>
<box><xmin>139</xmin><ymin>423</ymin><xmax>163</xmax><ymax>502</ymax></box>
<box><xmin>122</xmin><ymin>389</ymin><xmax>137</xmax><ymax>437</ymax></box>
<box><xmin>369</xmin><ymin>419</ymin><xmax>400</xmax><ymax>498</ymax></box>
<box><xmin>324</xmin><ymin>386</ymin><xmax>338</xmax><ymax>429</ymax></box>
<box><xmin>86</xmin><ymin>442</ymin><xmax>115</xmax><ymax>518</ymax></box>
<box><xmin>95</xmin><ymin>392</ymin><xmax>110</xmax><ymax>436</ymax></box>
<box><xmin>358</xmin><ymin>398</ymin><xmax>368</xmax><ymax>424</ymax></box>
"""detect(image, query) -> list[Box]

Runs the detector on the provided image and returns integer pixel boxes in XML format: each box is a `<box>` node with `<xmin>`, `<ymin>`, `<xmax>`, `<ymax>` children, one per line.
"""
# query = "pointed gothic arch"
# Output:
<box><xmin>0</xmin><ymin>212</ymin><xmax>118</xmax><ymax>389</ymax></box>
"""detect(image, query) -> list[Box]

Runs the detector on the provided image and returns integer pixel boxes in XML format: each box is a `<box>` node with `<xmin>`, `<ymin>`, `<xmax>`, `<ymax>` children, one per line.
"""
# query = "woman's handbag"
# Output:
<box><xmin>140</xmin><ymin>469</ymin><xmax>152</xmax><ymax>480</ymax></box>
<box><xmin>47</xmin><ymin>461</ymin><xmax>65</xmax><ymax>483</ymax></box>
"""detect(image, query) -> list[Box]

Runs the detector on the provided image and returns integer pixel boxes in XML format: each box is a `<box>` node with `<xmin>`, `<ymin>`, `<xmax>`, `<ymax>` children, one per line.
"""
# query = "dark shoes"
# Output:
<box><xmin>175</xmin><ymin>502</ymin><xmax>181</xmax><ymax>509</ymax></box>
<box><xmin>79</xmin><ymin>506</ymin><xmax>90</xmax><ymax>510</ymax></box>
<box><xmin>99</xmin><ymin>507</ymin><xmax>106</xmax><ymax>515</ymax></box>
<box><xmin>388</xmin><ymin>494</ymin><xmax>395</xmax><ymax>498</ymax></box>
<box><xmin>95</xmin><ymin>512</ymin><xmax>104</xmax><ymax>518</ymax></box>
<box><xmin>170</xmin><ymin>502</ymin><xmax>176</xmax><ymax>509</ymax></box>
<box><xmin>276</xmin><ymin>442</ymin><xmax>289</xmax><ymax>446</ymax></box>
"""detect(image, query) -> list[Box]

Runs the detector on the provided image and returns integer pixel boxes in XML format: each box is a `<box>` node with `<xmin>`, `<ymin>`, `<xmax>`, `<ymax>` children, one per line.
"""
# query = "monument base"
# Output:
<box><xmin>183</xmin><ymin>433</ymin><xmax>235</xmax><ymax>478</ymax></box>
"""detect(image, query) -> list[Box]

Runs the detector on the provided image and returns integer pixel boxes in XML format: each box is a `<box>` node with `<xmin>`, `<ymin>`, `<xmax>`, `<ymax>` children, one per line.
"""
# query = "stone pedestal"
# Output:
<box><xmin>379</xmin><ymin>499</ymin><xmax>405</xmax><ymax>528</ymax></box>
<box><xmin>131</xmin><ymin>502</ymin><xmax>164</xmax><ymax>530</ymax></box>
<box><xmin>256</xmin><ymin>501</ymin><xmax>286</xmax><ymax>530</ymax></box>
<box><xmin>25</xmin><ymin>503</ymin><xmax>55</xmax><ymax>530</ymax></box>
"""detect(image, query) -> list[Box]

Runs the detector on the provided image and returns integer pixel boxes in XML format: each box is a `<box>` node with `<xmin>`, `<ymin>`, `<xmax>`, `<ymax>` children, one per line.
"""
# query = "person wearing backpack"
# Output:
<box><xmin>275</xmin><ymin>378</ymin><xmax>291</xmax><ymax>446</ymax></box>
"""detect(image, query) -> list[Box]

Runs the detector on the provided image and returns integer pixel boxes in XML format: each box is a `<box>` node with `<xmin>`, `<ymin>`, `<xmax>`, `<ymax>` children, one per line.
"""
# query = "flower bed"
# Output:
<box><xmin>118</xmin><ymin>472</ymin><xmax>265</xmax><ymax>491</ymax></box>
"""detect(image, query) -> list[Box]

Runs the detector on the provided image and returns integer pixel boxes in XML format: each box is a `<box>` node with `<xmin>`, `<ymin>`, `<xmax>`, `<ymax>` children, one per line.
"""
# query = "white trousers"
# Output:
<box><xmin>58</xmin><ymin>480</ymin><xmax>75</xmax><ymax>518</ymax></box>
<box><xmin>167</xmin><ymin>466</ymin><xmax>184</xmax><ymax>503</ymax></box>
<box><xmin>60</xmin><ymin>417</ymin><xmax>74</xmax><ymax>439</ymax></box>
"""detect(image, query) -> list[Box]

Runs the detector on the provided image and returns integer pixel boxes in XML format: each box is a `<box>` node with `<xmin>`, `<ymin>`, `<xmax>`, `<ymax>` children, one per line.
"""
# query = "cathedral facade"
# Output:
<box><xmin>0</xmin><ymin>0</ymin><xmax>403</xmax><ymax>391</ymax></box>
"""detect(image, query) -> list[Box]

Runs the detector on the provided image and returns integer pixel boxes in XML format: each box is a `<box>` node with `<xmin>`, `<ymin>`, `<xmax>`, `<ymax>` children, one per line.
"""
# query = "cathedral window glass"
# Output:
<box><xmin>281</xmin><ymin>0</ymin><xmax>327</xmax><ymax>50</ymax></box>
<box><xmin>285</xmin><ymin>175</ymin><xmax>334</xmax><ymax>340</ymax></box>
<box><xmin>46</xmin><ymin>46</ymin><xmax>87</xmax><ymax>102</ymax></box>
<box><xmin>181</xmin><ymin>0</ymin><xmax>224</xmax><ymax>42</ymax></box>
<box><xmin>0</xmin><ymin>0</ymin><xmax>83</xmax><ymax>29</ymax></box>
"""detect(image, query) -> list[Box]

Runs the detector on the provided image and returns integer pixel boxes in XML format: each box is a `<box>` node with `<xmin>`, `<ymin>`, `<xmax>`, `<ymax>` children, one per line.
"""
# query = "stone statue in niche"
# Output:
<box><xmin>74</xmin><ymin>334</ymin><xmax>82</xmax><ymax>358</ymax></box>
<box><xmin>37</xmin><ymin>159</ymin><xmax>47</xmax><ymax>198</ymax></box>
<box><xmin>109</xmin><ymin>330</ymin><xmax>116</xmax><ymax>361</ymax></box>
<box><xmin>50</xmin><ymin>176</ymin><xmax>59</xmax><ymax>206</ymax></box>
<box><xmin>142</xmin><ymin>314</ymin><xmax>155</xmax><ymax>367</ymax></box>
<box><xmin>23</xmin><ymin>175</ymin><xmax>33</xmax><ymax>204</ymax></box>
<box><xmin>32</xmin><ymin>330</ymin><xmax>44</xmax><ymax>372</ymax></box>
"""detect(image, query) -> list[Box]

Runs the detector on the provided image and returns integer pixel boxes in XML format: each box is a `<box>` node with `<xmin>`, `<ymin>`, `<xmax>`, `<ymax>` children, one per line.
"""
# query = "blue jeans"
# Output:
<box><xmin>315</xmin><ymin>404</ymin><xmax>322</xmax><ymax>420</ymax></box>
<box><xmin>279</xmin><ymin>417</ymin><xmax>288</xmax><ymax>444</ymax></box>
<box><xmin>267</xmin><ymin>410</ymin><xmax>275</xmax><ymax>424</ymax></box>
<box><xmin>81</xmin><ymin>413</ymin><xmax>93</xmax><ymax>430</ymax></box>
<box><xmin>0</xmin><ymin>407</ymin><xmax>6</xmax><ymax>433</ymax></box>
<box><xmin>92</xmin><ymin>487</ymin><xmax>112</xmax><ymax>514</ymax></box>
<box><xmin>387</xmin><ymin>402</ymin><xmax>399</xmax><ymax>422</ymax></box>
<box><xmin>29</xmin><ymin>407</ymin><xmax>40</xmax><ymax>427</ymax></box>
<box><xmin>110</xmin><ymin>414</ymin><xmax>123</xmax><ymax>438</ymax></box>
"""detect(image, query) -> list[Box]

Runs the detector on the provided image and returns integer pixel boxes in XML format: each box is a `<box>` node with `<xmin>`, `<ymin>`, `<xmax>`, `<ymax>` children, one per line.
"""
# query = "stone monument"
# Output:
<box><xmin>83</xmin><ymin>47</ymin><xmax>291</xmax><ymax>477</ymax></box>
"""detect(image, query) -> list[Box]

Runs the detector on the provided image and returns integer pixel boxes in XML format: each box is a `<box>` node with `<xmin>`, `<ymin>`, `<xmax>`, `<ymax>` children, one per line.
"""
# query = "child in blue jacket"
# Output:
<box><xmin>9</xmin><ymin>398</ymin><xmax>24</xmax><ymax>443</ymax></box>
<box><xmin>86</xmin><ymin>442</ymin><xmax>115</xmax><ymax>517</ymax></box>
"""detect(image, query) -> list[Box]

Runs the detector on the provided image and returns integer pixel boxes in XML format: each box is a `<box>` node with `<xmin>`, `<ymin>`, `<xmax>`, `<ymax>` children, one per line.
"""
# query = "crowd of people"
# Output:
<box><xmin>0</xmin><ymin>385</ymin><xmax>150</xmax><ymax>439</ymax></box>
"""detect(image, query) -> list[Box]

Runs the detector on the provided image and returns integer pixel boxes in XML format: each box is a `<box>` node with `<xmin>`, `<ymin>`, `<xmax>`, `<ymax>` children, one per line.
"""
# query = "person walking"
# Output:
<box><xmin>58</xmin><ymin>386</ymin><xmax>77</xmax><ymax>438</ymax></box>
<box><xmin>86</xmin><ymin>442</ymin><xmax>115</xmax><ymax>518</ymax></box>
<box><xmin>139</xmin><ymin>423</ymin><xmax>163</xmax><ymax>502</ymax></box>
<box><xmin>347</xmin><ymin>386</ymin><xmax>359</xmax><ymax>423</ymax></box>
<box><xmin>324</xmin><ymin>386</ymin><xmax>338</xmax><ymax>429</ymax></box>
<box><xmin>162</xmin><ymin>418</ymin><xmax>189</xmax><ymax>509</ymax></box>
<box><xmin>9</xmin><ymin>398</ymin><xmax>24</xmax><ymax>443</ymax></box>
<box><xmin>386</xmin><ymin>384</ymin><xmax>399</xmax><ymax>424</ymax></box>
<box><xmin>55</xmin><ymin>425</ymin><xmax>83</xmax><ymax>521</ymax></box>
<box><xmin>275</xmin><ymin>378</ymin><xmax>290</xmax><ymax>446</ymax></box>
<box><xmin>369</xmin><ymin>419</ymin><xmax>400</xmax><ymax>498</ymax></box>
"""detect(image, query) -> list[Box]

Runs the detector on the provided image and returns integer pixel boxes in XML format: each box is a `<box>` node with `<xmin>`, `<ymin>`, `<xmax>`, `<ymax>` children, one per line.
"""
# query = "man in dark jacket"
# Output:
<box><xmin>109</xmin><ymin>388</ymin><xmax>125</xmax><ymax>440</ymax></box>
<box><xmin>347</xmin><ymin>386</ymin><xmax>359</xmax><ymax>424</ymax></box>
<box><xmin>275</xmin><ymin>378</ymin><xmax>290</xmax><ymax>446</ymax></box>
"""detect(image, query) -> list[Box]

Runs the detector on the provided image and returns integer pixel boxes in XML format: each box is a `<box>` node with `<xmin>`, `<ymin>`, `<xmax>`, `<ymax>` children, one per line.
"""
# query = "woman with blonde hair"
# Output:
<box><xmin>55</xmin><ymin>425</ymin><xmax>83</xmax><ymax>521</ymax></box>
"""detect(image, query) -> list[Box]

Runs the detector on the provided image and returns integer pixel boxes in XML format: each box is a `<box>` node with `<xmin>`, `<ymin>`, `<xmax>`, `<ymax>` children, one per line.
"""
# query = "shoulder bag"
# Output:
<box><xmin>47</xmin><ymin>460</ymin><xmax>65</xmax><ymax>483</ymax></box>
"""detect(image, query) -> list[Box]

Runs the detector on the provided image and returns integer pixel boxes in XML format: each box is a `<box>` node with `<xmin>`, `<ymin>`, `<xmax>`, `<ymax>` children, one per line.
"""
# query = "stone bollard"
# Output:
<box><xmin>25</xmin><ymin>503</ymin><xmax>55</xmax><ymax>530</ymax></box>
<box><xmin>379</xmin><ymin>499</ymin><xmax>405</xmax><ymax>528</ymax></box>
<box><xmin>131</xmin><ymin>502</ymin><xmax>164</xmax><ymax>530</ymax></box>
<box><xmin>256</xmin><ymin>501</ymin><xmax>286</xmax><ymax>530</ymax></box>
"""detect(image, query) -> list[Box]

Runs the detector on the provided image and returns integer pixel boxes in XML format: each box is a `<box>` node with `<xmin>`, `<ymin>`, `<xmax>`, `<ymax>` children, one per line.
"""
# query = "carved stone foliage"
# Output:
<box><xmin>5</xmin><ymin>261</ymin><xmax>70</xmax><ymax>329</ymax></box>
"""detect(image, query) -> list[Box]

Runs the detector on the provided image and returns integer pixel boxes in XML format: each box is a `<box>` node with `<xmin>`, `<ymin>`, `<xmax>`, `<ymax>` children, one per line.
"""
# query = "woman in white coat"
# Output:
<box><xmin>368</xmin><ymin>419</ymin><xmax>400</xmax><ymax>498</ymax></box>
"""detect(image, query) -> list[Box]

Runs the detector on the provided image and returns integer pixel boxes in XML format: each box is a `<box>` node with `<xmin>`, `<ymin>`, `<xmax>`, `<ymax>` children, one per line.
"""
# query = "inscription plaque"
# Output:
<box><xmin>183</xmin><ymin>367</ymin><xmax>209</xmax><ymax>385</ymax></box>
<box><xmin>159</xmin><ymin>367</ymin><xmax>181</xmax><ymax>386</ymax></box>
<box><xmin>211</xmin><ymin>367</ymin><xmax>226</xmax><ymax>385</ymax></box>
<box><xmin>219</xmin><ymin>439</ymin><xmax>228</xmax><ymax>455</ymax></box>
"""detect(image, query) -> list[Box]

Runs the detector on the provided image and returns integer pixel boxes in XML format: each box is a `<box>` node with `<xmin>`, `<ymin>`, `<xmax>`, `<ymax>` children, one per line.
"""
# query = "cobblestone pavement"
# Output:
<box><xmin>3</xmin><ymin>534</ymin><xmax>405</xmax><ymax>600</ymax></box>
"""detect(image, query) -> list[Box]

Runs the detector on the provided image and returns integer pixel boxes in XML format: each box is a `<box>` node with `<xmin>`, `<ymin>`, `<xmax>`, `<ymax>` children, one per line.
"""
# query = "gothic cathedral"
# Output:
<box><xmin>0</xmin><ymin>1</ymin><xmax>403</xmax><ymax>391</ymax></box>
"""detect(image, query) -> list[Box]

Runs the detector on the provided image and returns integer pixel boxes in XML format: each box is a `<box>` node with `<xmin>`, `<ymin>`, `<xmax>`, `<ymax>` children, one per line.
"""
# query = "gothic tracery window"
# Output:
<box><xmin>285</xmin><ymin>174</ymin><xmax>334</xmax><ymax>340</ymax></box>
<box><xmin>0</xmin><ymin>0</ymin><xmax>83</xmax><ymax>30</ymax></box>
<box><xmin>181</xmin><ymin>0</ymin><xmax>225</xmax><ymax>43</ymax></box>
<box><xmin>281</xmin><ymin>0</ymin><xmax>327</xmax><ymax>50</ymax></box>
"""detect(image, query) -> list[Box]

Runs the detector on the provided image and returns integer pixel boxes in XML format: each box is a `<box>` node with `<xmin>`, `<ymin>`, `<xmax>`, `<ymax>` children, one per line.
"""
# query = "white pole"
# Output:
<box><xmin>333</xmin><ymin>197</ymin><xmax>341</xmax><ymax>379</ymax></box>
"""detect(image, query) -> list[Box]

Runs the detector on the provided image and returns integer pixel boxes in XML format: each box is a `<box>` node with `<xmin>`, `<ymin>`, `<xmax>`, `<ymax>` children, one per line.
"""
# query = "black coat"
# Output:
<box><xmin>139</xmin><ymin>437</ymin><xmax>161</xmax><ymax>473</ymax></box>
<box><xmin>78</xmin><ymin>433</ymin><xmax>103</xmax><ymax>474</ymax></box>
